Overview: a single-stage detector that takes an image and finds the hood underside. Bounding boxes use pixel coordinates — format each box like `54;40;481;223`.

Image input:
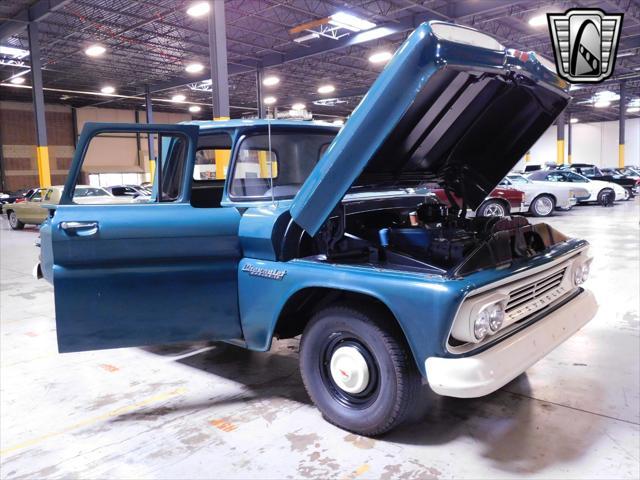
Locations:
290;21;570;236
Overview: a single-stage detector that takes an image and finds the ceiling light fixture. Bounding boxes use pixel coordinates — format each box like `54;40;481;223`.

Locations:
594;100;611;108
528;15;547;27
189;105;201;113
100;85;115;94
627;107;640;113
85;44;106;57
317;84;335;94
187;2;210;17
368;51;392;64
0;46;29;59
570;117;579;124
262;75;280;86
9;76;25;85
171;94;186;102
291;103;305;110
329;12;376;32
185;62;204;73
333;119;345;126
264;96;276;105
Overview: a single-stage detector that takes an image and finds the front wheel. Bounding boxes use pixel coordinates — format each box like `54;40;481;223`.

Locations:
529;195;556;217
477;200;507;217
8;211;25;230
299;304;420;436
623;188;633;201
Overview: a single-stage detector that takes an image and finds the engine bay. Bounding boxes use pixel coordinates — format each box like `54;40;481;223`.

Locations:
311;194;568;276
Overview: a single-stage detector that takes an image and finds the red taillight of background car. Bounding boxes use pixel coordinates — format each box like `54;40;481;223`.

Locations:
15;198;26;203
635;179;640;185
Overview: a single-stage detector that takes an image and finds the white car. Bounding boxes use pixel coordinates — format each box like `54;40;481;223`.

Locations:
500;174;589;216
526;170;626;204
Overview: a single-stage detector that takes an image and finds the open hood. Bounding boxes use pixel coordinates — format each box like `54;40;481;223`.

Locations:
290;21;570;236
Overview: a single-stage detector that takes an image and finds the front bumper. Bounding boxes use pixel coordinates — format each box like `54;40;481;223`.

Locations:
425;289;597;398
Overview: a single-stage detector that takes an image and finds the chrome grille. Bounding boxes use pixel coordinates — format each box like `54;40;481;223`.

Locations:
506;267;567;317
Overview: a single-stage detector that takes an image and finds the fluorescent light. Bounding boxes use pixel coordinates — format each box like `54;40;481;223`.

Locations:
594;100;611;108
333;119;344;126
189;105;201;113
10;76;25;85
368;51;392;64
291;103;305;110
171;94;186;102
100;85;115;94
294;33;320;43
85;44;106;57
528;15;547;27
264;96;276;105
187;2;210;17
318;84;335;94
185;62;204;73
570;117;579;124
617;51;635;58
595;90;619;102
262;75;280;86
0;46;29;59
628;107;640;113
329;12;376;32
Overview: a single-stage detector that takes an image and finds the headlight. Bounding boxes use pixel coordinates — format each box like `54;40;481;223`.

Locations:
573;261;591;286
487;303;505;332
473;310;491;340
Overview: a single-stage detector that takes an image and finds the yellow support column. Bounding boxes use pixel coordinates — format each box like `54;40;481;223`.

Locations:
619;144;625;168
148;159;155;184
215;150;230;179
214;117;230;121
36;146;51;188
556;140;564;165
525;151;531;163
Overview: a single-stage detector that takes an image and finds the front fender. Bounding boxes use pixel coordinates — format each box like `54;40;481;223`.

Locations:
237;258;472;376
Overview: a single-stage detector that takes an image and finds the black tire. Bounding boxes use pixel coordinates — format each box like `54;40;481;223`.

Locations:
7;211;24;230
597;188;614;205
529;194;556;217
477;200;508;217
299;303;420;436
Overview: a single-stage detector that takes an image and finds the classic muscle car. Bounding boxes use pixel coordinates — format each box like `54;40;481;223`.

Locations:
2;185;131;229
499;173;589;216
526;169;626;204
559;163;637;199
36;21;597;436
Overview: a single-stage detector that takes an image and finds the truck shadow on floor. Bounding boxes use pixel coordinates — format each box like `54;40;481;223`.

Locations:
143;339;607;475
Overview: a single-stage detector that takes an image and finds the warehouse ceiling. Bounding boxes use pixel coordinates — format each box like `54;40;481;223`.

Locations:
1;0;639;123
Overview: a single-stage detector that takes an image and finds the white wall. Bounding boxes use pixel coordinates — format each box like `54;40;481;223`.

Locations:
516;117;640;169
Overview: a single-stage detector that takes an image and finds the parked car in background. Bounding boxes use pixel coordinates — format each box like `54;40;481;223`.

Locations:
433;187;525;217
499;173;589;216
2;185;131;229
613;167;640;180
526;170;626;204
559;163;637;200
0;188;33;204
105;184;150;197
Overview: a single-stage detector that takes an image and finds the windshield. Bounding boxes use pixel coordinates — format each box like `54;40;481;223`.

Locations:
506;174;531;184
229;130;336;200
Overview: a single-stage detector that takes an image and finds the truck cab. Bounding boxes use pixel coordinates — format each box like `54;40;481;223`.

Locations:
38;21;597;436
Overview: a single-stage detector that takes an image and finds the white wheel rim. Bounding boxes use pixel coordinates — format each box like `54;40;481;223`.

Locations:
329;346;370;394
9;213;17;227
624;189;630;200
535;197;553;215
484;203;504;216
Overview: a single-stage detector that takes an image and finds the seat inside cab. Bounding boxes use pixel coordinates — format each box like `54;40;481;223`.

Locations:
190;132;232;208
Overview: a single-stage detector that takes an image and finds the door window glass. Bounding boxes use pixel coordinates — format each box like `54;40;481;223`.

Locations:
29;189;42;201
194;133;233;181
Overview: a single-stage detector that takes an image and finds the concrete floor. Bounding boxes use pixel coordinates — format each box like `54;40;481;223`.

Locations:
1;200;639;480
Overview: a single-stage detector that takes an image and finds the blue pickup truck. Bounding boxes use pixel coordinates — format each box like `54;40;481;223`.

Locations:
36;21;597;436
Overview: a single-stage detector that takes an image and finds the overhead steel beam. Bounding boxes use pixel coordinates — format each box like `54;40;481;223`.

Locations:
145;12;444;94
0;0;73;42
209;0;230;119
27;22;51;188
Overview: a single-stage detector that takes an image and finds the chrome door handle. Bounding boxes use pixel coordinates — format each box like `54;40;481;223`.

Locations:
60;221;99;236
